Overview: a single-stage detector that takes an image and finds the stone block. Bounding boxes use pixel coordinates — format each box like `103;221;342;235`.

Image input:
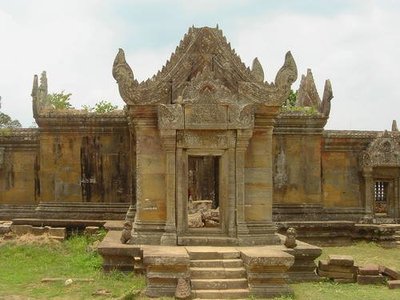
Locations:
10;224;32;235
358;264;379;276
318;260;356;273
317;269;355;280
334;278;356;283
379;265;400;280
388;280;400;289
357;274;384;285
0;223;11;234
48;227;66;239
84;226;100;235
327;255;354;267
30;226;48;236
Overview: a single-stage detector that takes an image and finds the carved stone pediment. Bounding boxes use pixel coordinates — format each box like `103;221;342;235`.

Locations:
113;26;297;107
360;131;400;168
177;130;235;149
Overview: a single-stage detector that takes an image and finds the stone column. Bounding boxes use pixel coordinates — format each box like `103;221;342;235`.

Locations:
363;167;374;215
160;129;177;245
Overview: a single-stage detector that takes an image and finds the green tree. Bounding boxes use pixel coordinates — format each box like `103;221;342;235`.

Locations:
47;91;73;110
286;90;297;107
0;112;21;128
83;100;118;113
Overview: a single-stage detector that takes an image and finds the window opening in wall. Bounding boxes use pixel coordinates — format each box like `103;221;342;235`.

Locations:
374;181;388;214
187;156;220;228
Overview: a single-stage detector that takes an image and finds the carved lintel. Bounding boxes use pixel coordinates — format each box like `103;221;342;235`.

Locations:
177;131;234;149
228;104;254;129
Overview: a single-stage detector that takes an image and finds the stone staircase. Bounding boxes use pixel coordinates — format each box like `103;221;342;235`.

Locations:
187;247;249;299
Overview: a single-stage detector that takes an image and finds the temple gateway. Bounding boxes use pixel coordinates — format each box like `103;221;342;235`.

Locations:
1;26;400;246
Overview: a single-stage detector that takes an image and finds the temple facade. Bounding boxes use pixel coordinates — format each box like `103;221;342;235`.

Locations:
1;26;399;245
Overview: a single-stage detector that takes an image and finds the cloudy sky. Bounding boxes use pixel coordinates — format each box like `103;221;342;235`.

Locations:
0;0;399;130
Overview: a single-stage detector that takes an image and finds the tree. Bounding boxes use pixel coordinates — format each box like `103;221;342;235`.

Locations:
47;91;73;110
83;100;118;113
286;90;297;107
0;97;21;128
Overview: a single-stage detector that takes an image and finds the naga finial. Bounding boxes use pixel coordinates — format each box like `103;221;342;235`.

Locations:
320;79;333;116
296;68;321;109
274;51;297;89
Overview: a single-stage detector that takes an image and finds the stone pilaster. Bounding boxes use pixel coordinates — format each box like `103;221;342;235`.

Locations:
160;129;177;245
363;167;373;216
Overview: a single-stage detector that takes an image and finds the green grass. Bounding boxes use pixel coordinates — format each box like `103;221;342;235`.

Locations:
0;233;145;299
1;237;399;300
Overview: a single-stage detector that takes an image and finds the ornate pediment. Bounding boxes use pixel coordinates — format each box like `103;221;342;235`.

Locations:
113;26;297;107
360;131;400;168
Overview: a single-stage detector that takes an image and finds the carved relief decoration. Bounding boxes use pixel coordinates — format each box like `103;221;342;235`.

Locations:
360;131;400;168
112;26;297;107
177;131;235;149
158;104;184;129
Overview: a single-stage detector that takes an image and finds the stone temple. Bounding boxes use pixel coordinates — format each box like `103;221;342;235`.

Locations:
1;26;400;298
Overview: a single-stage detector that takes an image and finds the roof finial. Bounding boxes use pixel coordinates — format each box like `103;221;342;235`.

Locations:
392;120;399;132
251;57;264;83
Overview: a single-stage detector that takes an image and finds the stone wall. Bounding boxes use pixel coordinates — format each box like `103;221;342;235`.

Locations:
0;129;38;205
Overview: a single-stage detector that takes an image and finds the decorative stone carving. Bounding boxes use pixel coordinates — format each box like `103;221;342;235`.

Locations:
360;131;400;168
296;69;321;108
32;71;51;117
284;227;297;248
114;27;297;108
120;221;133;244
274;146;288;189
175;277;191;299
177;131;234;149
320;79;333;116
251;57;264;83
112;49;139;104
158;104;184;129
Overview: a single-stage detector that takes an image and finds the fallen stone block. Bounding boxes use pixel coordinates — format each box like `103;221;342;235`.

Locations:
318;260;357;273
47;227;66;241
85;226;100;235
357;274;384;285
388;280;400;289
359;264;380;276
327;255;354;267
0;224;11;234
317;269;355;280
10;224;32;235
379;265;400;280
30;226;48;236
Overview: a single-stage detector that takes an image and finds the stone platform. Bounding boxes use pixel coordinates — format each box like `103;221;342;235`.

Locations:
98;231;322;299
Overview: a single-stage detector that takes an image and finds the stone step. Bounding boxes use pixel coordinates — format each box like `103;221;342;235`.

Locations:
190;267;246;279
191;278;248;290
187;247;241;260
192;288;249;299
190;259;243;268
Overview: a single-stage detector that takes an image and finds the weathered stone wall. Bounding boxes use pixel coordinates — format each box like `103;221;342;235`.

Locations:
36;112;130;204
0;129;38;205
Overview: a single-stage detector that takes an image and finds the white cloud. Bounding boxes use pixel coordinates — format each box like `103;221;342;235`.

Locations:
0;1;399;130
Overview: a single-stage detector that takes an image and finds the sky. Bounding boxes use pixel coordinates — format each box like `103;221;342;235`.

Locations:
0;0;399;130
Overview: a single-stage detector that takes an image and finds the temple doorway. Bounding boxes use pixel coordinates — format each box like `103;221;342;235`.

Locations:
187;156;220;228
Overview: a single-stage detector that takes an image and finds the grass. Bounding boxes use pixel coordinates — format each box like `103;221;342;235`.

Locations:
0;232;145;299
0;236;399;300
